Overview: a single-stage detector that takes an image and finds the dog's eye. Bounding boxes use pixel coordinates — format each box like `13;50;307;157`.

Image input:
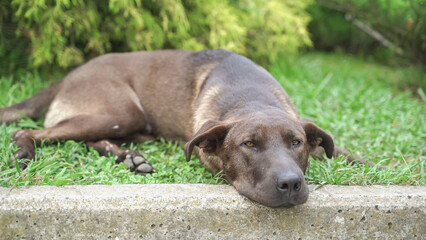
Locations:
243;141;256;148
292;139;302;146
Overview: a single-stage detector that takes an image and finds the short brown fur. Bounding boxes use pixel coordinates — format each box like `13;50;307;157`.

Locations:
0;49;367;207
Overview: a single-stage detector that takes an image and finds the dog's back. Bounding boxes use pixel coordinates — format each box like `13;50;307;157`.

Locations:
0;49;232;139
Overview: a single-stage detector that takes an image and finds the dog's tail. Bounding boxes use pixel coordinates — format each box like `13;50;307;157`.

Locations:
0;81;62;124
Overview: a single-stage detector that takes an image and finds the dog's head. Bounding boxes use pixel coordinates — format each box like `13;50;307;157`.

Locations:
185;111;334;208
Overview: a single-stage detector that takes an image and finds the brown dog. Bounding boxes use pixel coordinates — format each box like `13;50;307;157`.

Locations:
0;49;366;208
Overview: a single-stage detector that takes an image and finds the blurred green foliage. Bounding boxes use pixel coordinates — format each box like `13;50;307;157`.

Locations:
1;0;424;77
0;0;312;73
308;0;426;66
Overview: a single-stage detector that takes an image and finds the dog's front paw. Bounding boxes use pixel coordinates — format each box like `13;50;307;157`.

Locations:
123;154;155;176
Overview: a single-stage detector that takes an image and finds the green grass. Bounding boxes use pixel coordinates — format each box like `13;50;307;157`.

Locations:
1;52;425;187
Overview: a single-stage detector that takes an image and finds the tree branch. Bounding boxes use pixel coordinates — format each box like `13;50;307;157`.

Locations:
315;0;404;55
345;13;403;55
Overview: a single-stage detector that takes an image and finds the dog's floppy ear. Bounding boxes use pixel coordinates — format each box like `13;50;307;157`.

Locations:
185;120;228;162
302;119;334;158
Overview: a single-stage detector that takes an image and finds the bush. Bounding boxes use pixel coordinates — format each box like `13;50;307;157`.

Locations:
0;0;313;73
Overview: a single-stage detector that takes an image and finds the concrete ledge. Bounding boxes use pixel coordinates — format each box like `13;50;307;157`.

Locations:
1;184;425;239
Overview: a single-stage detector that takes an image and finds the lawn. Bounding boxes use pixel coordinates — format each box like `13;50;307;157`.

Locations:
0;52;424;187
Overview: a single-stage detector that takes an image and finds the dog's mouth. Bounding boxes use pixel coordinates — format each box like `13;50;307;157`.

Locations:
230;177;309;208
245;195;298;208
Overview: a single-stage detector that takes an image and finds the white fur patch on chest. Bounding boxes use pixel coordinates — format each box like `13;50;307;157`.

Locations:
193;85;222;133
194;148;222;174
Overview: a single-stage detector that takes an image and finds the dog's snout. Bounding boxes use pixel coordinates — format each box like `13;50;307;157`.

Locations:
276;172;302;193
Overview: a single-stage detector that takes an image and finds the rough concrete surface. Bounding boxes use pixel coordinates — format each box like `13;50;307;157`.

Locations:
0;184;425;239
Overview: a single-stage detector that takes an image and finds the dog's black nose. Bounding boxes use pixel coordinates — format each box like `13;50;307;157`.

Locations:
276;172;302;192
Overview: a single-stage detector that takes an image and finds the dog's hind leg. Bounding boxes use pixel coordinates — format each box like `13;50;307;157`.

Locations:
10;112;153;174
